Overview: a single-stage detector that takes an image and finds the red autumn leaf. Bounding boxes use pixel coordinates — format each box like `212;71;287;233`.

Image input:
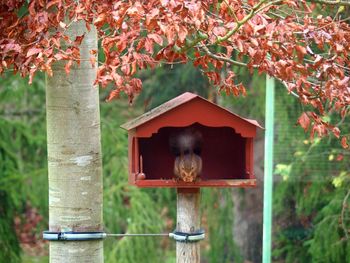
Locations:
297;112;310;132
341;137;349;149
130;78;142;92
144;38;154;54
285;66;294;79
165;26;175;44
130;61;137;75
338;76;349;87
177;25;188;43
121;64;130;75
46;64;53;77
3;43;21;53
90;56;96;68
253;24;265;34
236;39;244;52
205;71;220;85
28;1;36;15
107;89;121;101
47;0;59;9
29;68;36;84
90;49;97;55
54;53;68;60
332;127;340;138
336;154;344;161
59;21;67;28
74;34;85;45
94;13;106;26
243;22;254;35
148;34;163;46
295;45;307;61
238;83;246;96
335;43;343;52
314;55;323;67
250;37;259;47
65;60;73;75
26;47;42;57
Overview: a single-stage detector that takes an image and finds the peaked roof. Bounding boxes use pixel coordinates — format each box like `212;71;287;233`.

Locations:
121;92;262;130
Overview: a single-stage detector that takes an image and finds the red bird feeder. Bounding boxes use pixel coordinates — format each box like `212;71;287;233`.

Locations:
121;92;262;188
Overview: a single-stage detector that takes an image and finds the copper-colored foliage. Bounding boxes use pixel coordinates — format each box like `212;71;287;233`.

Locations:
0;0;349;146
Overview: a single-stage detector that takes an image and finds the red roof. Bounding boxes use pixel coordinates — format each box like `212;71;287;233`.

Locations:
121;92;263;131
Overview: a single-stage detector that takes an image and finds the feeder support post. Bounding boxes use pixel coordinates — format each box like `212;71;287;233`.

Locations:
176;188;201;263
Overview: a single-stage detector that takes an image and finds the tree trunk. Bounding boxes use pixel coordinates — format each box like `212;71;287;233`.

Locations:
46;21;103;262
176;189;200;263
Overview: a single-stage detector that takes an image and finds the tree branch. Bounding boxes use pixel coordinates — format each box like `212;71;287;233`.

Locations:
306;0;350;6
201;46;300;98
201;45;248;67
215;0;283;44
223;0;239;22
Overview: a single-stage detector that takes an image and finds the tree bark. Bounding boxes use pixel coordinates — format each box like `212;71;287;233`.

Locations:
176;189;200;263
46;21;103;262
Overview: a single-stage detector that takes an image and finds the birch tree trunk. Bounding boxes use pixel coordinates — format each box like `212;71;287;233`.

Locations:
46;21;103;262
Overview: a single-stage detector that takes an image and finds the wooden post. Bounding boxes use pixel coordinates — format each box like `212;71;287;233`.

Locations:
176;188;200;263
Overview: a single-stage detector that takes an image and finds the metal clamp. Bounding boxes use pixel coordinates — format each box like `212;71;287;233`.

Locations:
43;229;205;242
43;231;106;241
169;229;205;242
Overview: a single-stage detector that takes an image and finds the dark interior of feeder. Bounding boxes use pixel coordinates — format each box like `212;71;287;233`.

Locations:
137;123;247;181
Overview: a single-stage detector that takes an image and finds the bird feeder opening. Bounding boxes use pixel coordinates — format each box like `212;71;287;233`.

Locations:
137;123;247;182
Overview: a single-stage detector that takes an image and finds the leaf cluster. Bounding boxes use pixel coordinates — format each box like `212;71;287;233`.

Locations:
1;0;350;145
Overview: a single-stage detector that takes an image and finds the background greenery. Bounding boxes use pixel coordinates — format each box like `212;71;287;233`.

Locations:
1;61;349;263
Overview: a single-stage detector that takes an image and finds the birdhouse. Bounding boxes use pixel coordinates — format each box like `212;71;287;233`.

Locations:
121;92;262;188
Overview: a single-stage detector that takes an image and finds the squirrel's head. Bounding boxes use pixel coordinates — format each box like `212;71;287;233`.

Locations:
179;154;198;182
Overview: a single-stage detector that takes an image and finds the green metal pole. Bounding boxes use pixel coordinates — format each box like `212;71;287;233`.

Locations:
263;75;275;263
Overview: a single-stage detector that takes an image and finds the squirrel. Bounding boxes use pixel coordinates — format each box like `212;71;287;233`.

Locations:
169;128;203;182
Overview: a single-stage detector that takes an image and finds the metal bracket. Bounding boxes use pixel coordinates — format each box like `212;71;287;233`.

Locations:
169;229;205;243
43;231;106;241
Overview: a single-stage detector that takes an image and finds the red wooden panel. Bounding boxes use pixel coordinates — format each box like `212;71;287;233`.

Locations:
136;98;257;138
128;132;135;185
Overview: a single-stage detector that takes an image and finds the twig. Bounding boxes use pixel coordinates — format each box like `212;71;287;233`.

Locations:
223;0;239;22
216;0;267;44
201;45;248;67
282;81;300;98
